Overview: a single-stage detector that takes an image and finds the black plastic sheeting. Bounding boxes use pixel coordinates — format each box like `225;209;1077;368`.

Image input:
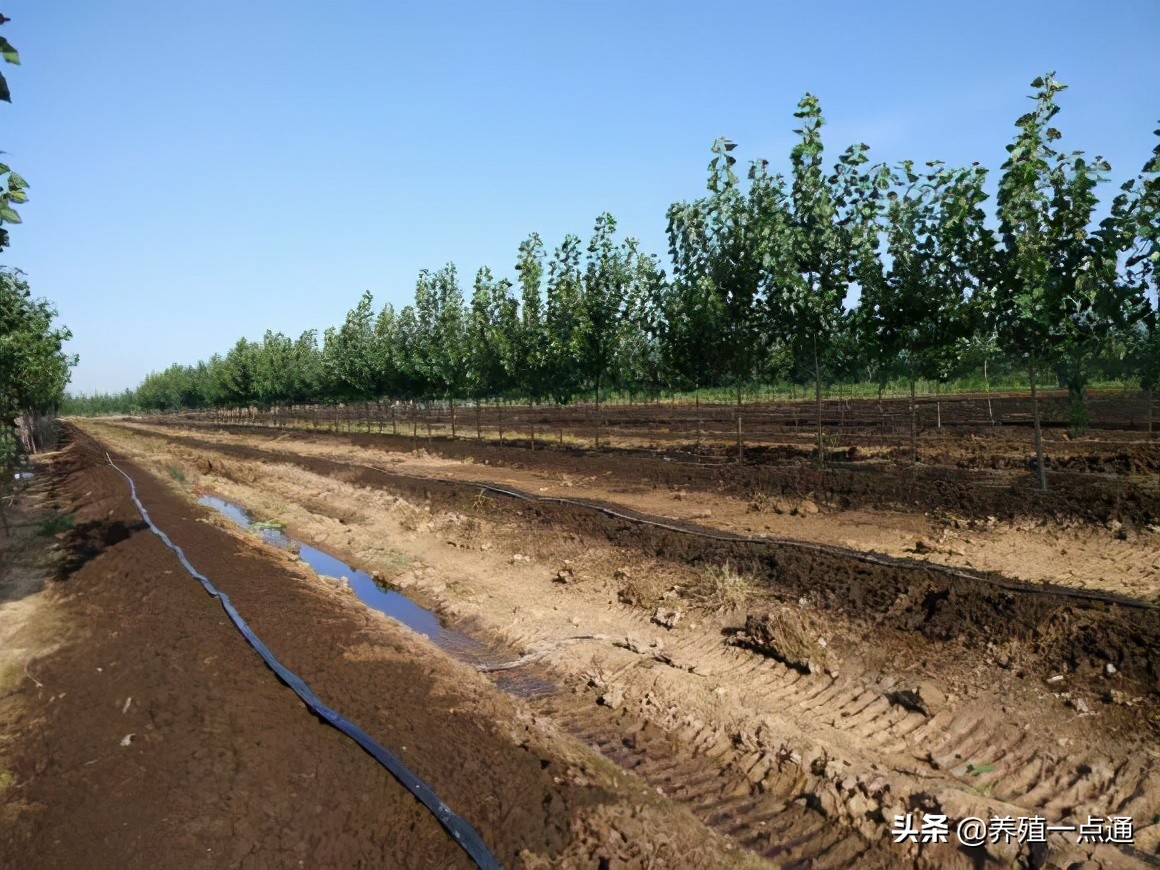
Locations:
107;456;500;870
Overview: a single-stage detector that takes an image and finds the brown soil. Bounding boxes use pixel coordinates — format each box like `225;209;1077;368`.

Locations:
144;414;1160;528
0;428;751;868
72;418;1160;868
109;421;1160;602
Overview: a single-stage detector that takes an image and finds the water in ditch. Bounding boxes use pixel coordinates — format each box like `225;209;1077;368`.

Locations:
197;493;553;698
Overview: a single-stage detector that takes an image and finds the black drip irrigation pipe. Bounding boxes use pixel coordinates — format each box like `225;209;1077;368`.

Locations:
107;422;1160;614
105;455;500;870
342;462;1156;614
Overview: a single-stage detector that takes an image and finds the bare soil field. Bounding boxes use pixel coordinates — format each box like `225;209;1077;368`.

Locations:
50;417;1160;868
0;429;753;869
151;401;1160;529
121;420;1160;601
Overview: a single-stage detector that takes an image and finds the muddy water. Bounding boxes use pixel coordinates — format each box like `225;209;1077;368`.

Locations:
197;494;553;698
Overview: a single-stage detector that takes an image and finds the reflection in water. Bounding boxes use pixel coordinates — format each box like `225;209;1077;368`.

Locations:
197;493;553;698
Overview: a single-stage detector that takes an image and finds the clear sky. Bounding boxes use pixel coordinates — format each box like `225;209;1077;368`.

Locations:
3;0;1158;395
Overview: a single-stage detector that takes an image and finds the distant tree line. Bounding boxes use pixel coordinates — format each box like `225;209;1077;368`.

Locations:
67;74;1159;487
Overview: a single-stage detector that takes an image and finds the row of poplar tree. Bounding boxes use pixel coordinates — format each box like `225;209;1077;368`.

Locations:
1;15;75;489
76;76;1159;448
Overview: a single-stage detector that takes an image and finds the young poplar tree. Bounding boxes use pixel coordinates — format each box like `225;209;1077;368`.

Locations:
432;265;468;434
0;14;28;251
992;75;1059;489
993;73;1150;486
576;213;631;437
1045;147;1147;433
613;244;667;400
252;330;294;409
323;291;384;404
684;138;769;409
217;338;257;409
544;235;583;404
412;263;468;429
394;305;424;400
290;329;323;404
372;305;402;399
860;161;991;459
766;94;883;465
1116;126;1160;432
664;200;726;396
513;233;552;405
467;266;516;408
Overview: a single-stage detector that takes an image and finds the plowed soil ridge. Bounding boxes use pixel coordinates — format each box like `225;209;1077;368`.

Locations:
0;428;751;868
109;427;1159;611
115;427;1160;693
140;418;1160;526
76;420;1160;868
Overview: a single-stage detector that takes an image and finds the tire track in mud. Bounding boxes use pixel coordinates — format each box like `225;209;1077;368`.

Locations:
519;605;1160;868
92;422;1160;867
532;693;887;868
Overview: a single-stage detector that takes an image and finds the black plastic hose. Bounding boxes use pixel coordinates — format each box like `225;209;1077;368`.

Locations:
107;455;499;870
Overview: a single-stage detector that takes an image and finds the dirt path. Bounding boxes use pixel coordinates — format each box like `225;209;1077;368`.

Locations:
79;419;1160;868
1;429;755;868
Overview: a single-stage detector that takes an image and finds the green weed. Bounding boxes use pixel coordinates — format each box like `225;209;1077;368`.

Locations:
39;511;74;536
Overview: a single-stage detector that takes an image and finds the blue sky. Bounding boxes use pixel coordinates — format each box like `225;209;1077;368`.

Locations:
3;0;1158;394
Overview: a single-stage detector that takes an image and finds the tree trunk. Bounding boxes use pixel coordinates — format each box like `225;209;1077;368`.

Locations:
497;398;504;445
450;398;456;438
736;415;743;464
984;357;994;425
529;400;535;451
1067;381;1090;435
695;390;702;452
1029;357;1047;493
1148;387;1154;440
814;340;824;467
391;403;397;436
476;399;482;441
910;378;919;464
594;378;601;449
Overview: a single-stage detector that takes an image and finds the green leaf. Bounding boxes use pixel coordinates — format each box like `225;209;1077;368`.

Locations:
0;72;9;103
0;37;19;65
0;204;22;223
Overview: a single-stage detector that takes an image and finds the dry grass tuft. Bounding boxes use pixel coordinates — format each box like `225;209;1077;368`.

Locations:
684;561;752;613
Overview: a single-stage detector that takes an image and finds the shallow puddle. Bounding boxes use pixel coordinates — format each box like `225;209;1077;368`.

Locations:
197;493;553;698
